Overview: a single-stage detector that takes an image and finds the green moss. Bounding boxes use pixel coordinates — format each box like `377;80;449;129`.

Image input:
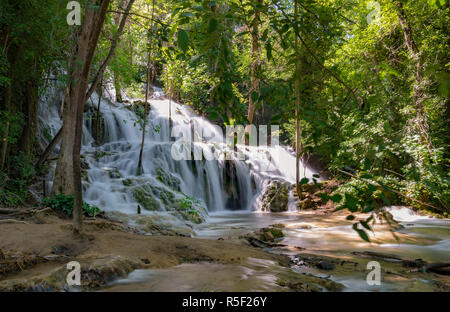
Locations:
156;168;181;191
133;187;160;211
261;180;290;212
269;228;284;239
122;179;133;186
108;168;122;179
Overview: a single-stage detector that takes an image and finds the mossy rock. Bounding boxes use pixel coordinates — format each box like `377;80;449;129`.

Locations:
297;197;317;210
108;168;122;179
268;227;284;239
133;186;160;211
122;178;133;186
261;180;290;212
155;168;181;191
258;227;284;242
130;181;206;224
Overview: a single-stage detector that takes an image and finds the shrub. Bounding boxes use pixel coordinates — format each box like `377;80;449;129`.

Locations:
42;194;100;217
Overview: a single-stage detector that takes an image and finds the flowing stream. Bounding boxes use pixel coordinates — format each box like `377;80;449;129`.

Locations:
38;85;449;292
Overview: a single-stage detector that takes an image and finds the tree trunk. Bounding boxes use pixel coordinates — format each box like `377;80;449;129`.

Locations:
395;1;433;158
137;0;156;175
52;0;110;235
169;79;173;139
294;0;302;202
35;128;62;170
96;78;103;145
245;0;262;144
85;0;136;100
0;75;12;171
20;61;39;160
137;51;151;176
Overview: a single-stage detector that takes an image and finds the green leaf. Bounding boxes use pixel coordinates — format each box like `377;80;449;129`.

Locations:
353;223;371;242
329;194;342;203
251;91;259;103
299;177;310;185
208;18;218;33
177;29;189;52
344;193;359;212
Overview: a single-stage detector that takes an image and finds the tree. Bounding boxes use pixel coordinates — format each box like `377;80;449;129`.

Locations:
294;0;302;201
53;0;110;234
86;0;136;100
245;0;263;144
137;0;156;176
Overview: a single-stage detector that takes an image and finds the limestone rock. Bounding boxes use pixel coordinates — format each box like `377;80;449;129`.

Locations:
261;179;290;212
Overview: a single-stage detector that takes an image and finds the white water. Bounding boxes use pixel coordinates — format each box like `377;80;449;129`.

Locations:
38;84;318;223
38;83;450;292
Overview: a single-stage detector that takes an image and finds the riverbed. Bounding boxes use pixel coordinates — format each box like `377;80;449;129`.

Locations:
103;207;450;292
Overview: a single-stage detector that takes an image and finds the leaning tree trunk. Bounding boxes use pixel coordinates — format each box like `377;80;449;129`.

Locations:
136;0;156;175
136;50;152;176
85;0;136;100
53;0;110;235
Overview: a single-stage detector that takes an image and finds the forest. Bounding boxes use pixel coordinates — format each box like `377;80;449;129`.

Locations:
0;0;449;293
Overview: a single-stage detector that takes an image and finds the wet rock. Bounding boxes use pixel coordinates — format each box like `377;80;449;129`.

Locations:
263;231;274;242
156;168;181;191
122;178;133;186
276;270;344;292
301;183;320;194
261;180;290;212
317;261;334;270
297;197;317;210
292;253;356;273
243;226;285;248
133;185;160;211
351;251;404;262
402;258;427;268
128;179;207;224
425;263;450;275
108;168;122;179
107;211;195;237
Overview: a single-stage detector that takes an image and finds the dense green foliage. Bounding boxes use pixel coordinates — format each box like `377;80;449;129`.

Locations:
161;0;449;214
42;194;101;217
0;0;448;227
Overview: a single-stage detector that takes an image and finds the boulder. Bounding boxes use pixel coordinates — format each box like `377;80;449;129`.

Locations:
261;180;290;212
297;197;317;210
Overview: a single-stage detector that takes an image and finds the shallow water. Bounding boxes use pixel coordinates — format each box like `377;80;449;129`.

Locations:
103;208;449;292
196;210;449;262
102;258;286;292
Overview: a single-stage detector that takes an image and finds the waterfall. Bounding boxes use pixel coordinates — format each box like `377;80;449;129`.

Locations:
38;84;319;224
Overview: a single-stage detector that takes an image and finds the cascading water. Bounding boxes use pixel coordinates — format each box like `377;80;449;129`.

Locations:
38;83;318;229
38;83;450;292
